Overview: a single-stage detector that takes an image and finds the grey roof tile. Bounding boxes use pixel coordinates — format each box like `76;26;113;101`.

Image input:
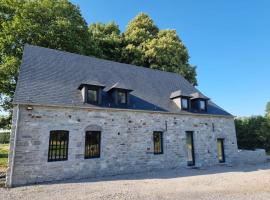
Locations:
13;45;232;116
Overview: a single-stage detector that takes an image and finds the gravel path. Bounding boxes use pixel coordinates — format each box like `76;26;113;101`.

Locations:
1;162;270;200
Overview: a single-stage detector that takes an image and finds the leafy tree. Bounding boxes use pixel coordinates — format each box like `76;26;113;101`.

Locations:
266;101;270;119
122;13;197;85
235;115;270;153
121;13;159;66
88;22;122;61
144;30;197;85
0;115;11;130
0;0;94;113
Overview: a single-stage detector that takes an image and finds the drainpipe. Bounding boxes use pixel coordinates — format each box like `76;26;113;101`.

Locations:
8;104;20;187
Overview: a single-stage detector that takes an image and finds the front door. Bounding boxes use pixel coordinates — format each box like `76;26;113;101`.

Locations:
186;131;195;166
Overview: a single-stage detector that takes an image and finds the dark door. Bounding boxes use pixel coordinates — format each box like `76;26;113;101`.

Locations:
186;131;195;166
217;138;225;163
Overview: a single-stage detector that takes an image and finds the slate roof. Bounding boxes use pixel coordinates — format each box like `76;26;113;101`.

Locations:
14;45;232;116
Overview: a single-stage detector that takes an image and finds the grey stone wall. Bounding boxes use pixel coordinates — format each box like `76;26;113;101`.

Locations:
233;149;268;165
6;105;238;186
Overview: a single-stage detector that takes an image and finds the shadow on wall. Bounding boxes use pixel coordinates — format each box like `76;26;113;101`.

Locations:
24;161;270;187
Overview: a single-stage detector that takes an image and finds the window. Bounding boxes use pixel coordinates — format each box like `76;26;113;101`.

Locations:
181;98;189;110
87;88;98;104
217;138;225;163
153;131;163;154
199;100;206;111
186;131;195;166
48;130;69;162
118;91;127;104
212;123;215;132
85;131;101;159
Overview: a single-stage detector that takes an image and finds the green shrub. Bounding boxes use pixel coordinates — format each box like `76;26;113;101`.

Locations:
0;132;10;144
235;116;270;153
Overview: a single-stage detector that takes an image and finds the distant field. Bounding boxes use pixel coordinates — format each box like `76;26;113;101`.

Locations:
0;144;9;170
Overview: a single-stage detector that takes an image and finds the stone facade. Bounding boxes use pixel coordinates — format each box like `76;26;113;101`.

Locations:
6;105;239;187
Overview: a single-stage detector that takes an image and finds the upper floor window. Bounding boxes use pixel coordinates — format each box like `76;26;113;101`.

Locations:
153;131;163;154
87;88;98;104
85;131;101;159
199;100;206;111
48;130;69;162
181;98;189;110
118;91;127;104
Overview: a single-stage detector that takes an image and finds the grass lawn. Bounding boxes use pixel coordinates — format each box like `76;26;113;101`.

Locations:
0;144;9;170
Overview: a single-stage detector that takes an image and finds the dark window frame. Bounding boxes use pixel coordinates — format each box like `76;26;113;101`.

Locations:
181;97;189;110
85;131;101;159
153;131;163;155
186;131;195;166
217;138;225;163
86;87;99;104
48;130;69;162
117;90;128;105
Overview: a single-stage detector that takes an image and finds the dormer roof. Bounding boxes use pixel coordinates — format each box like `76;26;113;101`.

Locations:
190;92;210;100
170;90;192;99
78;80;105;90
105;82;133;93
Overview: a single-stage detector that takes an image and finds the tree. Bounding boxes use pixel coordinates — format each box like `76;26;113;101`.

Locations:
144;30;197;85
0;115;11;129
235;116;270;153
0;0;94;114
121;13;159;66
88;22;122;62
122;13;197;85
266;101;270;119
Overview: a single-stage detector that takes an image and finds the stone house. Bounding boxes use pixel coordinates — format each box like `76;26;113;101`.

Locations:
6;45;239;187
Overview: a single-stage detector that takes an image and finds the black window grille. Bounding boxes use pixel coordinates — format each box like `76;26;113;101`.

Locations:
153;131;163;154
85;131;101;159
48;130;69;162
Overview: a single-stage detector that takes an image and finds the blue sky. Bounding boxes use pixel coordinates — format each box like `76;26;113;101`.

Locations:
71;1;267;116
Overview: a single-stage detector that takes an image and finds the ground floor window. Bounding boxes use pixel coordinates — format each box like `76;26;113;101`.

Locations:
48;130;69;162
217;138;225;163
186;131;195;166
85;131;101;159
153;131;163;154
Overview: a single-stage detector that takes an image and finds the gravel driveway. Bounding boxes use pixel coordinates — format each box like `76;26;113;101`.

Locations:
1;162;270;200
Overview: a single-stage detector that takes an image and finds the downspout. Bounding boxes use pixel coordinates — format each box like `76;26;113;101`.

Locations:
8;104;20;187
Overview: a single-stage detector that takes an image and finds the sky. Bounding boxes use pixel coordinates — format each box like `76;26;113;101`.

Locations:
15;0;268;117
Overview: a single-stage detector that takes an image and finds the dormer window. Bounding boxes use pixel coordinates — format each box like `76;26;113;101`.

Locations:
170;90;191;111
190;92;209;112
118;91;127;104
181;98;189;110
107;82;133;106
87;88;98;104
78;81;105;105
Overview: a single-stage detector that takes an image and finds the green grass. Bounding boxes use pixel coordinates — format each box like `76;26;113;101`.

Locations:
0;144;9;169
